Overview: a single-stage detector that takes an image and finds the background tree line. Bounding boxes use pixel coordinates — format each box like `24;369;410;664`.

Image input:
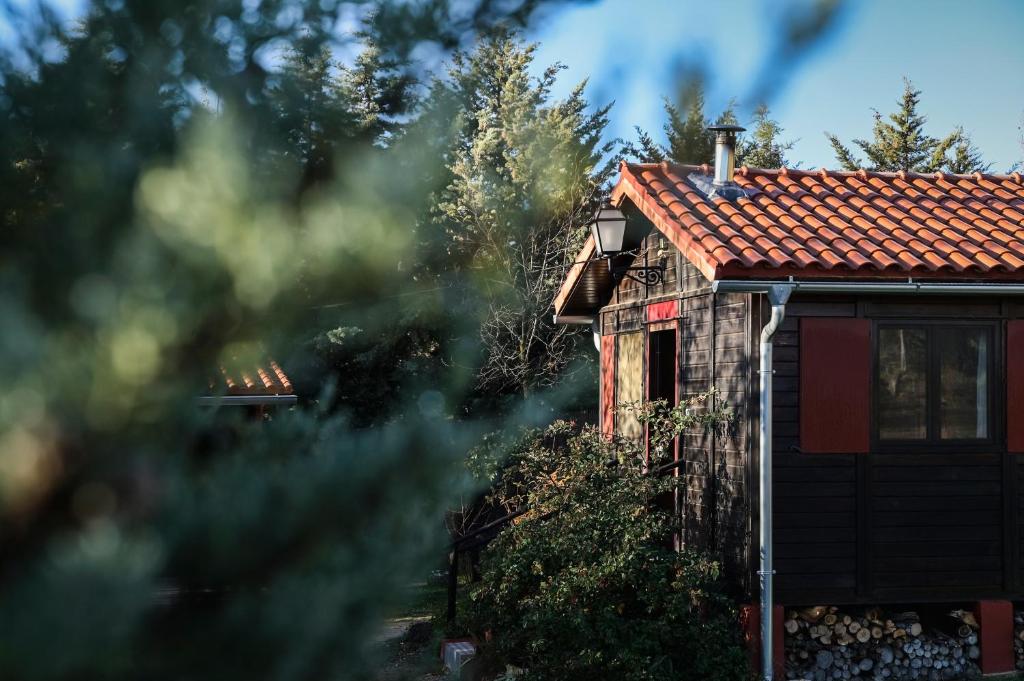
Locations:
626;77;994;174
0;2;605;679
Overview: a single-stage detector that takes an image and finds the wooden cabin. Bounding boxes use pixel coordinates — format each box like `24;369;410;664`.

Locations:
553;145;1024;674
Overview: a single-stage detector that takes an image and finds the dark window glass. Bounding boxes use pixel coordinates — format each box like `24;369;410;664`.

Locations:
878;328;928;440
875;324;993;446
939;328;989;439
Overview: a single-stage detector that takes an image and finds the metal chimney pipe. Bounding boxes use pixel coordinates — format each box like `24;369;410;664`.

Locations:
708;124;746;186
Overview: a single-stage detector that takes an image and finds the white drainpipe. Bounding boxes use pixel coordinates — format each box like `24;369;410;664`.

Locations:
712;276;1024;681
757;285;791;681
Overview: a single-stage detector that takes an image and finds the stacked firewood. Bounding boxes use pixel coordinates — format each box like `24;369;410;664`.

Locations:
1013;611;1024;670
784;607;980;681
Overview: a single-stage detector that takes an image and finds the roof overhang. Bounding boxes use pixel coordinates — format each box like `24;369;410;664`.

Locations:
552;234;616;319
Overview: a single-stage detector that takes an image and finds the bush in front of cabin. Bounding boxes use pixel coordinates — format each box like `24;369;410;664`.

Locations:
465;399;747;681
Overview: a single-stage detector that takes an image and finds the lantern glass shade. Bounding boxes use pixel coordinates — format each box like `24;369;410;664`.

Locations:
590;206;628;257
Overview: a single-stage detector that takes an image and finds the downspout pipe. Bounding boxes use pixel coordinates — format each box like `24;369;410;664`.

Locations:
757;284;791;681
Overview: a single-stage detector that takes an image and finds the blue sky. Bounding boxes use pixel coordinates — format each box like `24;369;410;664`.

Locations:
529;0;1024;171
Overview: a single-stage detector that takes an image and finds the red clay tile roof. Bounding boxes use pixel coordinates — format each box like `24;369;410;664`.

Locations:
614;162;1024;282
554;162;1024;317
214;359;293;396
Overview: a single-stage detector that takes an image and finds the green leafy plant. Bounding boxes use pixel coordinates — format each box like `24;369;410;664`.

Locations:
465;397;748;681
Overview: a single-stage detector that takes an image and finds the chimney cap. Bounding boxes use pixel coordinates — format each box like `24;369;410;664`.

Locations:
707;124;746;134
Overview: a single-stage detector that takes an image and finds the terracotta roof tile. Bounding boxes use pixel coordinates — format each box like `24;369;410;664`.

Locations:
604;162;1024;282
213;358;293;396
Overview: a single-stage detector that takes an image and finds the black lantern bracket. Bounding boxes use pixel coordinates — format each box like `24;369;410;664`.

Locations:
605;256;666;287
587;199;666;289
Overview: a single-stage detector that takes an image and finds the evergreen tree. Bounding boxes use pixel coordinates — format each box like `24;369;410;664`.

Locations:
662;85;714;164
626;96;794;169
265;39;417;191
945;128;988;174
736;103;794;169
662;86;738;164
430;32;614;400
0;2;571;679
826;78;978;173
622;125;666;164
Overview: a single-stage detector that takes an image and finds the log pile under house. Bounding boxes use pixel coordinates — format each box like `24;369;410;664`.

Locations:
553;125;1024;679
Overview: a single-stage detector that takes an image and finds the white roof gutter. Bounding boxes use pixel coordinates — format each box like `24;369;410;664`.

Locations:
712;276;1024;681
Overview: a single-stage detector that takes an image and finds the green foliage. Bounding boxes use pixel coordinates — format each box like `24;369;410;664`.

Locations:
429;31;614;401
737;104;794;169
264;38;415;189
466;400;747;681
624;84;730;165
945;128;989;174
664;85;722;165
310;31;610;420
0;2;579;679
826;78;984;173
625;88;794;169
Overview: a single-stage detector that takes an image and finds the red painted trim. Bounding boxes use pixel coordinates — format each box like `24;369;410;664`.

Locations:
739;604;785;677
800;318;871;453
1008;321;1024;452
646;299;678;323
974;600;1014;674
600;334;615;438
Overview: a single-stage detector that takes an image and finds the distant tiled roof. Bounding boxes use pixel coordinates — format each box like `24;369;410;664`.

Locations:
554;162;1024;317
214;359;293;396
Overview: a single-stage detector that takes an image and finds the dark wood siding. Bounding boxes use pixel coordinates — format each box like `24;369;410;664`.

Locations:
680;290;713;551
774;452;858;603
710;291;753;592
870;453;1004;600
1008;320;1024;452
771;296;1024;605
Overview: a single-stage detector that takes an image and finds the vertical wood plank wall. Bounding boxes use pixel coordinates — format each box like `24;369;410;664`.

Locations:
600;235;755;594
771;298;1024;605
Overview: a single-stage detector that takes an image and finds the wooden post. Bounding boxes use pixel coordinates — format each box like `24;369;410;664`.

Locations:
974;600;1013;675
446;549;458;623
741;603;785;678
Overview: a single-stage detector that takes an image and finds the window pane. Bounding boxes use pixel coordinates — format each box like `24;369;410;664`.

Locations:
878;328;928;440
939;328;989;439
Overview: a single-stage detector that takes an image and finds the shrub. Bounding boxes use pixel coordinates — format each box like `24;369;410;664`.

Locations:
465;399;749;681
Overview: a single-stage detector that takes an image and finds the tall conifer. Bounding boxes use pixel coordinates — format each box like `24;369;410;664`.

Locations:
826;78;981;173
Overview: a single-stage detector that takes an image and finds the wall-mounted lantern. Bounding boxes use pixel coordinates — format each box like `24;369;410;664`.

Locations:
589;201;665;287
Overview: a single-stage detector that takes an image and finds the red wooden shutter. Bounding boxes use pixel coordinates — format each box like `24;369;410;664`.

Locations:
646;300;678;323
1008;321;1024;452
800;318;871;453
600;334;616;437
